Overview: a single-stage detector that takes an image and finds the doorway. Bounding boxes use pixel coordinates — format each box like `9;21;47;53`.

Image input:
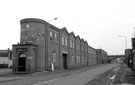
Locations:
63;53;68;69
18;53;26;72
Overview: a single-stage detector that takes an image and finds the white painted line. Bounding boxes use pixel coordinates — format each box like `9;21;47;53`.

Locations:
33;78;58;85
113;67;120;71
110;75;116;80
121;84;134;85
65;76;70;78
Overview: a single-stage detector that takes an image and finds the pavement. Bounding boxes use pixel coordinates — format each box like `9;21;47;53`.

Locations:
0;69;11;74
0;68;22;82
109;64;135;85
85;63;129;85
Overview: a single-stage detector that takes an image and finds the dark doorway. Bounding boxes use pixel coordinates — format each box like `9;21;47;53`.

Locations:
18;53;26;72
63;53;68;69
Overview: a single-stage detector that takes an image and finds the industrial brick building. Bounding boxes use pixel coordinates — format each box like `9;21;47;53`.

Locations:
88;46;97;65
96;49;108;64
12;18;108;73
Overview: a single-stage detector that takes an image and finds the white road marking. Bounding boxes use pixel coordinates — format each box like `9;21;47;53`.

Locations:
33;72;80;85
65;76;70;78
33;79;58;85
113;67;120;71
110;75;116;79
120;84;134;85
33;64;118;85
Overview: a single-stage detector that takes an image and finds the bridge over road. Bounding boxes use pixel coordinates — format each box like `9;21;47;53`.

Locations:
108;55;125;63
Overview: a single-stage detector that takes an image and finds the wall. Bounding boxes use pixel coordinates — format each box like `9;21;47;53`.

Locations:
20;18;46;71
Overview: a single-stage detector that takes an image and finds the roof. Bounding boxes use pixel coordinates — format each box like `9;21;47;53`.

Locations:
20;18;48;24
69;31;76;38
60;27;69;34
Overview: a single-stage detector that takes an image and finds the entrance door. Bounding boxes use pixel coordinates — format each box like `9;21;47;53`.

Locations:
18;53;26;72
63;54;67;69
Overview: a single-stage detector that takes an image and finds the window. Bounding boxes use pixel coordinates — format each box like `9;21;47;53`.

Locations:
65;37;67;46
72;40;74;48
72;54;74;63
54;33;58;43
76;43;80;50
78;56;80;64
52;51;56;62
70;40;72;48
77;56;79;64
50;31;53;42
82;56;84;64
85;57;87;62
62;36;64;45
76;43;78;49
52;53;56;62
70;40;74;48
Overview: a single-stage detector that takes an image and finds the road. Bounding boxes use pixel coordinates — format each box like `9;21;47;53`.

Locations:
0;63;119;85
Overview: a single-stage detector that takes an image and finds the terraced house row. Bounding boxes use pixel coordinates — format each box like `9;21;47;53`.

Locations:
12;18;108;74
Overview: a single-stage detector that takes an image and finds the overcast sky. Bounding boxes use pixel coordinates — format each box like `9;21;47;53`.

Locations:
0;0;135;55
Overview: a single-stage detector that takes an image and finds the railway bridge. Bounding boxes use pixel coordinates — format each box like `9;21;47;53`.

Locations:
108;55;125;63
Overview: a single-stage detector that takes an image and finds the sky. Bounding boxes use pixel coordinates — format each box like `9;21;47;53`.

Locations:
0;0;135;55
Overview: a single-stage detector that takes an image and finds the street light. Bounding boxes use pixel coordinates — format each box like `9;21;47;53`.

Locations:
48;17;58;71
118;35;127;50
48;18;58;23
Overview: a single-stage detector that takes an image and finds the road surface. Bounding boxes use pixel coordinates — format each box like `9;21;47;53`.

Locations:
0;63;119;85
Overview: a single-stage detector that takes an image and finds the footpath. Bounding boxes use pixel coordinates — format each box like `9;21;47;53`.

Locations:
0;63;119;83
111;64;135;85
86;63;128;85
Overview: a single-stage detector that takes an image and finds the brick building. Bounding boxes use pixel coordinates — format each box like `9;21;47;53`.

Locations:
68;32;76;69
96;49;108;64
75;35;81;67
12;18;108;73
88;46;97;66
84;41;88;66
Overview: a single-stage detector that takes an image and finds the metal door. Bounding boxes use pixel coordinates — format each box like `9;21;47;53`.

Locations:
18;53;26;72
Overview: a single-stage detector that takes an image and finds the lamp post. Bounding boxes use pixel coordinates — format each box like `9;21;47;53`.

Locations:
48;18;58;71
48;18;58;23
118;35;127;60
118;35;127;50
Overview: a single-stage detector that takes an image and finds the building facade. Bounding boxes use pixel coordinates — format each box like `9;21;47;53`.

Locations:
12;18;108;73
96;49;108;64
75;35;81;68
68;32;76;69
88;46;97;66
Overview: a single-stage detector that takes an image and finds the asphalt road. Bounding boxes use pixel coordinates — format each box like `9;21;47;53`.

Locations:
0;63;119;85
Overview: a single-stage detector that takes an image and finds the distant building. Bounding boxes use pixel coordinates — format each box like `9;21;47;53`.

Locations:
96;49;108;64
88;46;97;65
125;49;131;65
0;49;12;68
